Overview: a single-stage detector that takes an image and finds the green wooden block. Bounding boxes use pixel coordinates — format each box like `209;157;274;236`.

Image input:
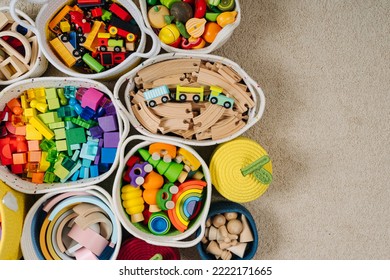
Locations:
48;98;60;110
66;127;87;146
45;88;57;100
55;139;68;152
54;128;66;140
38;111;60;124
48;121;65;130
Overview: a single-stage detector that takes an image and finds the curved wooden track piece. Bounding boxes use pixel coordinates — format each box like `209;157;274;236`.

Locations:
211;116;246;140
150;102;194;119
193;104;225;133
136;59;201;84
131;102;160;133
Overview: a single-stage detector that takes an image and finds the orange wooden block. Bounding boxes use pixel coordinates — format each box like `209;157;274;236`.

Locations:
6;98;21;111
12;152;27;164
31;172;44;184
27;140;41;151
28;151;41;162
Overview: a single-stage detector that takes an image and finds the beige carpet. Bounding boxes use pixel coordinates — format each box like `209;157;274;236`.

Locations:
1;0;389;260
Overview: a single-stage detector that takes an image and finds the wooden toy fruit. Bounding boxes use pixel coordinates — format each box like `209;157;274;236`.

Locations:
148;5;170;29
185;18;207;38
170;2;194;23
217;0;235;11
216;11;237;28
159;24;181;44
202;22;222;43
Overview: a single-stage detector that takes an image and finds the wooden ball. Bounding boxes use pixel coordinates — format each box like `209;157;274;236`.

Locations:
212;214;226;228
226;219;243;235
224;212;238;221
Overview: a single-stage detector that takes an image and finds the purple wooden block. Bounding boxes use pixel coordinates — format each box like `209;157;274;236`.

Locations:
81;88;104;111
89;125;104;138
94;139;104;164
103;132;120;148
98;115;118;132
103;102;116;116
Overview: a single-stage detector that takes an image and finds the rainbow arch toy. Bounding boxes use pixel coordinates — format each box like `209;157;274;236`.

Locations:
167;179;207;232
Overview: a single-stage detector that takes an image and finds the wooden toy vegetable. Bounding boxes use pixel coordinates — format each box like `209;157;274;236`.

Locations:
185;18;207;38
176;21;191;39
217;11;237;28
160;0;181;9
202;22;222;43
208;0;221;5
217;0;235;11
181;37;203;49
194;0;207;18
170;2;194;23
205;12;220;22
148;5;170;29
159;24;180;45
147;0;158;5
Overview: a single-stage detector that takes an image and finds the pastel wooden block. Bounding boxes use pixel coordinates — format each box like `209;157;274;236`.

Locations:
38;111;59;124
28;151;41;162
55;139;68;151
25;123;43;140
54;128;66;140
45;88;58;100
29;116;54;140
47;98;60;110
14;125;26;136
27;140;41;151
13;152;27;164
48;121;65;130
0;56;28;80
0;11;13;30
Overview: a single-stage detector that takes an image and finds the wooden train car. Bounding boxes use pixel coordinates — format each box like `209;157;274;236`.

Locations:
143;85;171;107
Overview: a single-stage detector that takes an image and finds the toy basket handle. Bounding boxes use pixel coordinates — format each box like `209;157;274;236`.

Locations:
131;15;161;59
246;75;266;127
9;0;46;34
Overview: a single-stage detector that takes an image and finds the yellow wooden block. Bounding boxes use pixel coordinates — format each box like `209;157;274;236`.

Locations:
38;151;50;172
60;21;71;33
29;116;54;140
25;123;43;140
23;108;37;118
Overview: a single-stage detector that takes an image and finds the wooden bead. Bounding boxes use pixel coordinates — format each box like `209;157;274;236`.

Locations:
226;219;243;235
212;214;226;228
224;212;238;221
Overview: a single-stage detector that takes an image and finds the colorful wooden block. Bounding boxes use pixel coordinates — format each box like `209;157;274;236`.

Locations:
56;139;68;151
25;124;43;140
81;88;104;111
12;153;27;164
29;116;54;140
66;127;86;145
101;147;117;164
31;172;44;184
27;140;40;151
103;131;119;148
54;128;66;140
28;151;41;162
98;115;118;132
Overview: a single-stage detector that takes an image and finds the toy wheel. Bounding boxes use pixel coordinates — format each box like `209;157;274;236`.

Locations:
148;100;157;107
61;34;69;42
179;94;186;101
193;95;200;103
100;46;107;52
114;46;121;53
223;101;232;109
109;26;118;35
161;96;169;103
210;97;218;104
78;36;86;43
73;49;81;57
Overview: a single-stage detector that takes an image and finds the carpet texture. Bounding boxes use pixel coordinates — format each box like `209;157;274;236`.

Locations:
1;0;389;260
